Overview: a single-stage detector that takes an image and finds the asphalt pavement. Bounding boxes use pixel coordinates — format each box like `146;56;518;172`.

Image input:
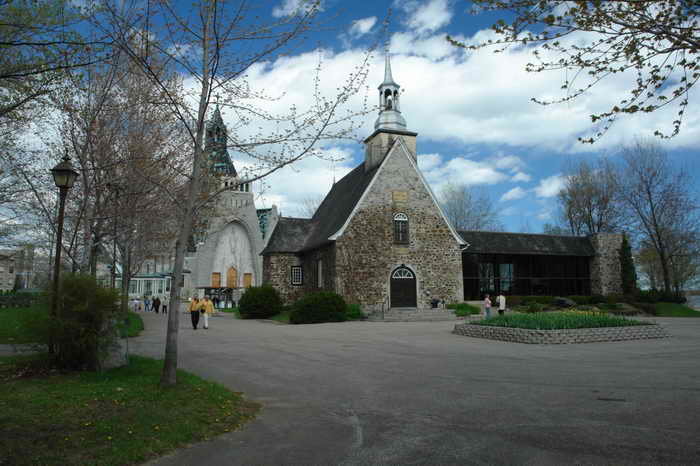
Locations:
131;310;700;466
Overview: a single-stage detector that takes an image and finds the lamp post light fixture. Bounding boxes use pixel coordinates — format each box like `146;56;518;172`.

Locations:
49;154;79;354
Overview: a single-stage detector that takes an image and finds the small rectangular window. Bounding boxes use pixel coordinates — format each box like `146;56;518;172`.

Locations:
291;266;303;285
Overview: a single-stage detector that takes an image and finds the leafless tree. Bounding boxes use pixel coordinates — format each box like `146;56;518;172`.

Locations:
617;140;699;293
440;183;502;231
556;158;622;236
99;0;374;385
298;194;325;218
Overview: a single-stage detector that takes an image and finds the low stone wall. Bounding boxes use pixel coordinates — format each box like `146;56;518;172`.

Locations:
452;323;669;344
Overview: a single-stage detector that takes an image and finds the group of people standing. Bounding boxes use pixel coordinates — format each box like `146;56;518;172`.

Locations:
483;293;507;319
131;295;169;314
188;296;215;330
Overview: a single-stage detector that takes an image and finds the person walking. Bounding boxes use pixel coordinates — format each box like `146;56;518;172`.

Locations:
201;296;215;329
144;296;151;312
162;295;168;314
189;297;201;330
483;294;492;319
153;296;161;314
497;292;506;316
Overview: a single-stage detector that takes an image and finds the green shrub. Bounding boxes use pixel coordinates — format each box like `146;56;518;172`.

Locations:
290;292;347;324
635;289;686;304
447;302;481;316
346;303;365;320
634;302;658;315
520;296;555;305
52;274;122;371
568;295;592;305
506;296;522;306
238;285;282;319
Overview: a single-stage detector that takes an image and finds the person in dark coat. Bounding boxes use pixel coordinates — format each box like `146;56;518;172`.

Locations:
153;296;161;314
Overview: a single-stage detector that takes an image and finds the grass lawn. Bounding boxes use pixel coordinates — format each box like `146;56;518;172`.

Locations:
270;310;291;323
219;307;240;318
0;306;144;344
447;302;481;316
0;354;259;466
474;311;651;329
655;302;700;317
0;306;47;344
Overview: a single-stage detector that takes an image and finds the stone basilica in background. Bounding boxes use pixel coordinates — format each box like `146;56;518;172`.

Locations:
186;106;279;303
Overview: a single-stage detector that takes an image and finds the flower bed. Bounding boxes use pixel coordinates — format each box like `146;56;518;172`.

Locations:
452;311;669;344
473;311;650;330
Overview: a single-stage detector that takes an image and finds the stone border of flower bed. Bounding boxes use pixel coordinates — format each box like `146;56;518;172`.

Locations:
452;322;669;344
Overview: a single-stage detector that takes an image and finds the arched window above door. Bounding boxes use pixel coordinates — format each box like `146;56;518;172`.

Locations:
393;212;409;244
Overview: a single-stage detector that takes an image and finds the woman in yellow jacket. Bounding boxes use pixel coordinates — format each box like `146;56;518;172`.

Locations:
201;296;215;329
188;297;201;330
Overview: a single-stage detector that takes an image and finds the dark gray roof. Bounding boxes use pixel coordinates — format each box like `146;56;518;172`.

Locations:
458;230;595;256
262;163;379;255
261;217;313;254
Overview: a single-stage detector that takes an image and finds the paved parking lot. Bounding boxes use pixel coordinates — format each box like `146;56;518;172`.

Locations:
132;312;700;465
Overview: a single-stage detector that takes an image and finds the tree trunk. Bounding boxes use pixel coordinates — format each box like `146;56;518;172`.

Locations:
160;5;212;386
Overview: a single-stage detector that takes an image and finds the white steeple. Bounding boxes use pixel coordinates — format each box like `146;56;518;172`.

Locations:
374;52;407;131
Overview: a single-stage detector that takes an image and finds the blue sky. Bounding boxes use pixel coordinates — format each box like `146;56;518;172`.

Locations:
219;0;699;232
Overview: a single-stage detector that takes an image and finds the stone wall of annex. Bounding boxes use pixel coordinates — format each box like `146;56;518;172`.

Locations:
300;244;337;295
335;137;463;312
589;233;623;295
262;253;304;304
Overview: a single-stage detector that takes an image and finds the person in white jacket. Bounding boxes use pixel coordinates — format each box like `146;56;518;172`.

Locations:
497;293;507;316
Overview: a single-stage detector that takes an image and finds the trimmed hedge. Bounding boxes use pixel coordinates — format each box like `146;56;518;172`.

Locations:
290;292;347;324
238;285;282;319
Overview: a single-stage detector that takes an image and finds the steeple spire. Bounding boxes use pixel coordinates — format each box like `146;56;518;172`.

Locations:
374;51;407;131
382;53;396;86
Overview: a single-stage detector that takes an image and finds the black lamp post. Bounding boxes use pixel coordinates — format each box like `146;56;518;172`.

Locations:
49;155;78;353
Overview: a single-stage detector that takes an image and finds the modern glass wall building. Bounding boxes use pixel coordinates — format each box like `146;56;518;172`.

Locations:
459;231;596;300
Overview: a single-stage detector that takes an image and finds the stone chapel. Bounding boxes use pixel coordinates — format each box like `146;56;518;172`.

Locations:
261;54;466;312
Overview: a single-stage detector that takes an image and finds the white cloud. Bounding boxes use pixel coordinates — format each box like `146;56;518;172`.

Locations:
534;175;565;198
419;153;510;194
349;16;377;37
272;0;322;18
397;0;453;35
511;172;532;182
253;146;355;217
500;186;526;202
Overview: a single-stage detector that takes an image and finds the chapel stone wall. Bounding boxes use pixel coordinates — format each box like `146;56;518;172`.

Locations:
336;137;462;313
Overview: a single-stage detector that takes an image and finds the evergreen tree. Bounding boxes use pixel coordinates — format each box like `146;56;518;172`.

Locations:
620;234;638;294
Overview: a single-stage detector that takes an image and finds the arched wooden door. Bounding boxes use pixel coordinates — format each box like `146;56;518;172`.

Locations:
390;266;416;308
226;267;238;288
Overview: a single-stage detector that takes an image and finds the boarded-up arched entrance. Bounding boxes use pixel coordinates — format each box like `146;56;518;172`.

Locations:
390;266;416;308
227;267;238;288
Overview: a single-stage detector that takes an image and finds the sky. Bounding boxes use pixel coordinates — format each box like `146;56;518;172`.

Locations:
213;0;699;232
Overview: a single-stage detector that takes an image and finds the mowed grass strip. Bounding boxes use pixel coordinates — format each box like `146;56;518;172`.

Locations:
0;354;260;466
654;302;700;317
473;311;651;329
0;306;47;344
